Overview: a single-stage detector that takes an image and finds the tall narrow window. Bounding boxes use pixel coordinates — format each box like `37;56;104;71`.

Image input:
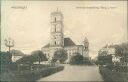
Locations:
54;25;56;32
55;41;56;45
55;17;56;22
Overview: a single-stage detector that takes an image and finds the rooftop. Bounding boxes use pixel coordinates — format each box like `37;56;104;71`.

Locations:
43;37;76;48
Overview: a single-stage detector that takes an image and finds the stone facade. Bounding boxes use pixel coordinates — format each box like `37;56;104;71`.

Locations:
41;10;89;63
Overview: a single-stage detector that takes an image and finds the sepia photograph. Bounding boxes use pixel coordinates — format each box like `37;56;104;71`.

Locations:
0;0;128;82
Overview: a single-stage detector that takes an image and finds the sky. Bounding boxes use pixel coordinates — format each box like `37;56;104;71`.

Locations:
1;1;127;58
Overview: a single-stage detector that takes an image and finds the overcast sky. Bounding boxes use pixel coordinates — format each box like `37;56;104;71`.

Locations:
1;1;127;58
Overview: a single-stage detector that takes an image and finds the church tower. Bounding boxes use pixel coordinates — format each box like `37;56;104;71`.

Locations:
50;10;64;47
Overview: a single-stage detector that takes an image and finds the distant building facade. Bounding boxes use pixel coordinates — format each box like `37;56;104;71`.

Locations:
98;44;121;63
12;55;23;62
41;10;89;63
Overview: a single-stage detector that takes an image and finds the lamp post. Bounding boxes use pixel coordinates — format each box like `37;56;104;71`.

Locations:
4;37;14;52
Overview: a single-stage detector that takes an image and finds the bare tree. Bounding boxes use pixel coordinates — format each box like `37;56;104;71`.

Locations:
4;37;14;52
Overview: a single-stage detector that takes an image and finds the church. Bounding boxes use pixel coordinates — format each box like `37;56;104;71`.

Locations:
41;10;89;63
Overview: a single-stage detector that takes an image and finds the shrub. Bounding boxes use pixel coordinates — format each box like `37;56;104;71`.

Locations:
0;51;17;73
99;66;128;82
97;55;112;65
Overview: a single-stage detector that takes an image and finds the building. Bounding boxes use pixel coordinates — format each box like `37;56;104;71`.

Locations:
99;44;116;56
99;44;121;64
12;54;24;62
41;10;89;63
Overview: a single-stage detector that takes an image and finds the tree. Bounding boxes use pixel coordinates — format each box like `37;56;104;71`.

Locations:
70;53;84;65
16;50;47;65
113;45;123;56
10;49;24;56
52;49;68;63
98;54;112;65
120;43;128;63
15;55;34;65
0;51;12;63
112;43;128;64
4;38;14;52
0;51;17;72
98;50;108;56
31;50;48;64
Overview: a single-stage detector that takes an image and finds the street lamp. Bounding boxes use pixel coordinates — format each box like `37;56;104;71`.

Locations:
4;37;14;52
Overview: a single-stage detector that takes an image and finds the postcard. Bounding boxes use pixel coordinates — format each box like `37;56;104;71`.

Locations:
0;0;128;82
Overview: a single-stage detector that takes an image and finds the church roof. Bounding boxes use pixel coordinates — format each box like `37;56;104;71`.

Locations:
64;38;76;47
43;38;76;48
43;43;50;48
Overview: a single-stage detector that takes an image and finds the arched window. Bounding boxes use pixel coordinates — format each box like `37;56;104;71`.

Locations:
55;27;56;32
56;24;61;32
55;17;56;22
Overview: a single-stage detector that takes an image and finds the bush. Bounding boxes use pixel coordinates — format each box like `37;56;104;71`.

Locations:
83;58;94;65
0;51;12;63
0;51;17;73
97;55;112;65
106;65;128;72
14;66;64;81
22;66;64;81
99;66;128;82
